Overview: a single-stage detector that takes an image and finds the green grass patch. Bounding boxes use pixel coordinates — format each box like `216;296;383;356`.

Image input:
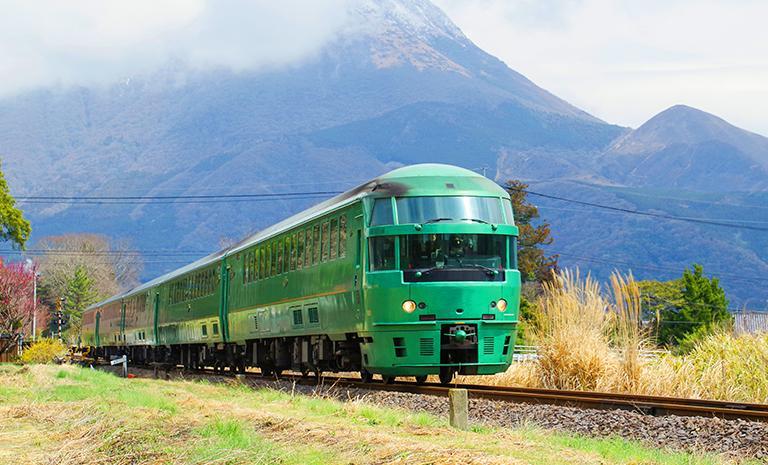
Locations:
0;365;751;465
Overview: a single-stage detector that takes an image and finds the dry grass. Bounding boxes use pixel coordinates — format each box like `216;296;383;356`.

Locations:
467;269;768;405
0;364;737;465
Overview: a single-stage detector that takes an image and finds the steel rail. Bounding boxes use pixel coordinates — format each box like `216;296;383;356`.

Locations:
105;363;768;423
258;372;768;423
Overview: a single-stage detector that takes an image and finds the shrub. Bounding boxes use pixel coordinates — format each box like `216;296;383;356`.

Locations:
20;339;68;364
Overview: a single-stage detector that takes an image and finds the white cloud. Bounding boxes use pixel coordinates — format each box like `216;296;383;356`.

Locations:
434;0;768;135
0;0;350;96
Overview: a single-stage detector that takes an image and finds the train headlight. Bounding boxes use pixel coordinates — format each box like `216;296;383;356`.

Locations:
497;298;508;312
402;300;417;313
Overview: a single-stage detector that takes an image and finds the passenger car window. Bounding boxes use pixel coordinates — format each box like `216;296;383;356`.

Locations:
321;222;329;262
313;225;321;264
330;219;338;259
339;215;347;258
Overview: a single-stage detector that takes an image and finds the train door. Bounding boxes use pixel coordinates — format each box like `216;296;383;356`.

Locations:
153;292;160;344
120;301;126;346
95;312;101;347
218;261;231;343
353;229;363;319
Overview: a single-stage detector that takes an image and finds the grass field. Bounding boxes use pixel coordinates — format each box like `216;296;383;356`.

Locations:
0;364;755;465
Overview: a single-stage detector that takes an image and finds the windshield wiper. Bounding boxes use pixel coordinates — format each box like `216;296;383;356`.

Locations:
460;217;490;224
464;264;499;276
424;217;454;224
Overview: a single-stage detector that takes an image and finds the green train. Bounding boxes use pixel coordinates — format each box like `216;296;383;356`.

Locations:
82;164;521;384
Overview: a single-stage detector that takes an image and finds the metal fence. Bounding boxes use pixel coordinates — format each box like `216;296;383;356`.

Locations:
512;345;668;362
734;311;768;335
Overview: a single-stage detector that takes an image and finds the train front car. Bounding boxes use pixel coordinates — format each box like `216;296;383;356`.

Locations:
360;165;520;384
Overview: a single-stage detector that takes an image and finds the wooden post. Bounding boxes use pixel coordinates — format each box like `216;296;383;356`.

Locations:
448;389;468;430
235;374;246;384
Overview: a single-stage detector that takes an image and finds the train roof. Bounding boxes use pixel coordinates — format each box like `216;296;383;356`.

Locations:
85;164;509;310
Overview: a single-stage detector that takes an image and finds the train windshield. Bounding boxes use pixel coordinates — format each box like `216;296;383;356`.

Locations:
396;196;507;225
399;234;506;271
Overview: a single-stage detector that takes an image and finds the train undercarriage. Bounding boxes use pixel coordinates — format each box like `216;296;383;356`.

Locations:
92;334;365;379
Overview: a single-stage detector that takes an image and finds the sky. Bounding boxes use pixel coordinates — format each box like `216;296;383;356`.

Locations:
0;0;766;135
433;0;768;135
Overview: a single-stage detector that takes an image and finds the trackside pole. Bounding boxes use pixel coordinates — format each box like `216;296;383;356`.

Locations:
111;355;128;378
448;388;468;430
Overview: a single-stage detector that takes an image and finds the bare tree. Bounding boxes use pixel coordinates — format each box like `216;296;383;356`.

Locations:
35;234;143;298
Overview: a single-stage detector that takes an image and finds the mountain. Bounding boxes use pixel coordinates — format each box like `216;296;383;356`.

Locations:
0;0;765;306
600;105;768;191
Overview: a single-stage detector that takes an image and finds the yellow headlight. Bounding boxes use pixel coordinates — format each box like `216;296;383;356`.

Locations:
402;300;417;313
497;298;508;312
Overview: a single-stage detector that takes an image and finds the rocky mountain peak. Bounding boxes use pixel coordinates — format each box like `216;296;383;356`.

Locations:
341;0;472;75
608;105;768;164
349;0;466;42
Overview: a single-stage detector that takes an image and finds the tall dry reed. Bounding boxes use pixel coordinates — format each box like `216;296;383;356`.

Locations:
609;272;646;392
529;269;612;391
467;269;768;404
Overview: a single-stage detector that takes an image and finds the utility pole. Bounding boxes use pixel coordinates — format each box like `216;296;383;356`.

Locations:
24;259;39;342
32;271;39;342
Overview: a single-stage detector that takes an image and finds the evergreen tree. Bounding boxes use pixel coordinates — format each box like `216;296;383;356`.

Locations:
62;265;98;343
505;180;558;283
655;264;731;346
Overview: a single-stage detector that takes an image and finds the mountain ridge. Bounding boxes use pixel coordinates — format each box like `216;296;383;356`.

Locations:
0;0;765;305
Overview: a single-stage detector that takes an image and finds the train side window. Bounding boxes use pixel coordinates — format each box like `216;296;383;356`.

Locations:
297;232;304;270
503;198;514;225
312;225;321;265
267;243;274;277
330;218;338;259
284;238;291;272
254;248;260;280
305;229;313;267
339;215;347;258
511;236;519;270
369;236;396;271
290;233;297;271
212;323;219;335
321;221;329;262
259;248;265;279
243;255;248;284
202;324;208;337
370;198;393;225
277;238;284;274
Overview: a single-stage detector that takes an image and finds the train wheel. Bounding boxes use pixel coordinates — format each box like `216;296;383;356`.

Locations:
438;369;454;385
414;375;428;385
360;369;373;383
261;368;273;377
382;375;396;384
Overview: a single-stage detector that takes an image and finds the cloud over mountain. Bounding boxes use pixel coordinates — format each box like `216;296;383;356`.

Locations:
0;0;350;96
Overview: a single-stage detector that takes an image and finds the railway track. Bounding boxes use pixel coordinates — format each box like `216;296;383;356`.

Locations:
178;366;768;423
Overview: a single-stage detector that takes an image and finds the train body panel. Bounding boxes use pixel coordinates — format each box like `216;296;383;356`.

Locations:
81;164;521;381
